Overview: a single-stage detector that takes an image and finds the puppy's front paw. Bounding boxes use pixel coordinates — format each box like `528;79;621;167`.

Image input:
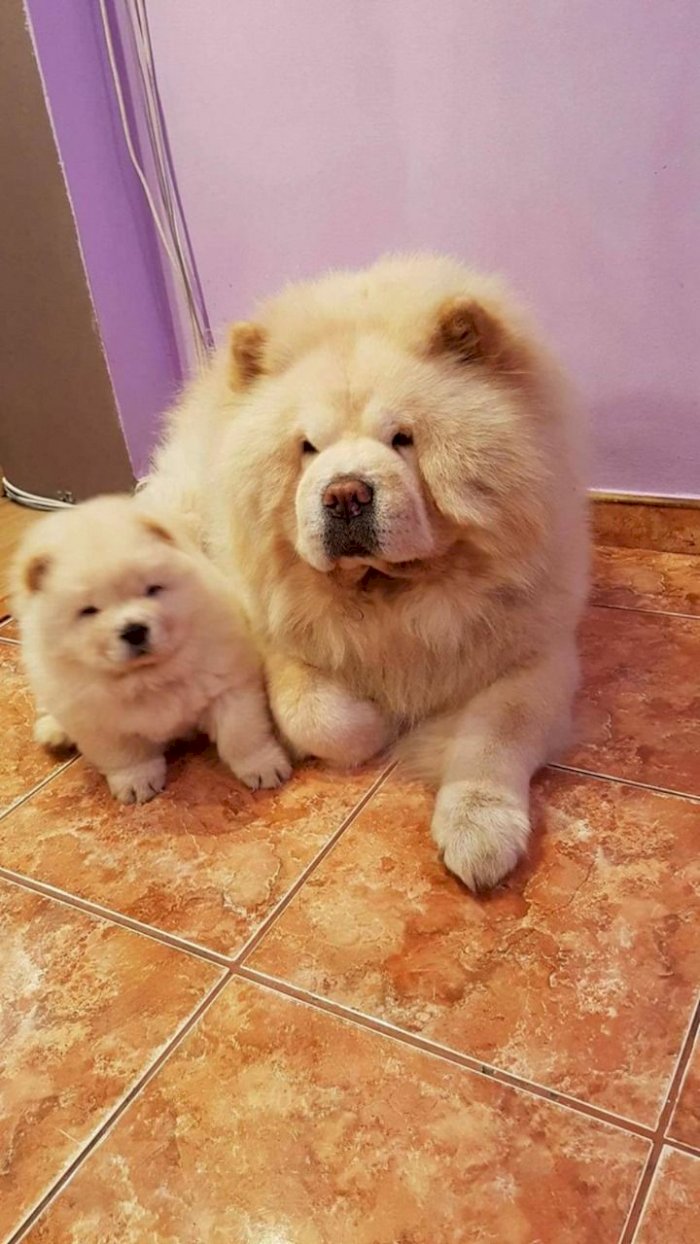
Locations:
431;782;530;891
107;757;167;805
228;739;293;791
34;714;74;751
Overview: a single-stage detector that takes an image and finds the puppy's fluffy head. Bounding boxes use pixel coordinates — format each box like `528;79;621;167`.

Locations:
12;496;205;676
218;255;563;581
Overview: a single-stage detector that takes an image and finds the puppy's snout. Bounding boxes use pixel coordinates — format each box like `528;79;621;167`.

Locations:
120;622;150;651
322;477;374;521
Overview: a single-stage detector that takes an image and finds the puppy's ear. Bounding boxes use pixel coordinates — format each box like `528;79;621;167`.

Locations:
22;553;51;593
139;515;177;545
427;298;522;374
228;321;268;391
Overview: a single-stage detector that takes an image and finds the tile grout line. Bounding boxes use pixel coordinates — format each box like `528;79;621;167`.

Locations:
617;999;700;1244
7;971;232;1244
0;757;77;824
591;601;700;622
0;865;231;968
0;765;395;972
234;964;656;1144
547;762;700;804
652;992;700;1136
232;762;396;963
664;1136;700;1160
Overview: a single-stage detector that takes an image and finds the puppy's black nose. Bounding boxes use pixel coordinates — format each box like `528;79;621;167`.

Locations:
121;622;149;649
322;478;374;521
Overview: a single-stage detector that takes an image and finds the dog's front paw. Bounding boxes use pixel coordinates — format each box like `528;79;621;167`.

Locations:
228;739;293;791
431;781;530;891
34;714;74;751
107;757;167;805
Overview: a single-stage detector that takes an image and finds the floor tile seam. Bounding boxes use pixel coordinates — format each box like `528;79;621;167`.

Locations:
546;762;700;803
0;757;77;824
0;864;231;968
619;999;700;1243
652;996;700;1137
6;971;232;1244
234;762;396;963
234;964;657;1142
0;765;395;968
662;1136;700;1159
618;1148;662;1244
590;601;700;621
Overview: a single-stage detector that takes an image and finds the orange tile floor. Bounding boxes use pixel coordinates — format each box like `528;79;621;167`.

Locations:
0;506;698;1243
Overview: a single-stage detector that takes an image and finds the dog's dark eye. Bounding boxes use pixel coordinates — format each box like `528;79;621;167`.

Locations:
145;584;163;597
392;431;413;449
79;605;99;618
301;440;318;455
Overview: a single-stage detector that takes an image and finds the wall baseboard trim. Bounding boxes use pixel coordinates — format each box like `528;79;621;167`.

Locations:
589;490;700;509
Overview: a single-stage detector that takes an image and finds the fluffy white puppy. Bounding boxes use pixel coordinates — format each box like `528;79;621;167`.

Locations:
12;495;291;803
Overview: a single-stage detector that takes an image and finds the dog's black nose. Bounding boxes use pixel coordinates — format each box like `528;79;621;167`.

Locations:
121;622;149;649
322;478;374;521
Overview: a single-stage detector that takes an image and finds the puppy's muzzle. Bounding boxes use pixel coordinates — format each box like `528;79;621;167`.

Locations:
120;621;150;656
322;477;377;559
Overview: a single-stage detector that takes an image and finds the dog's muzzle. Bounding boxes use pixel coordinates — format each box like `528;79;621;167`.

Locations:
322;476;378;559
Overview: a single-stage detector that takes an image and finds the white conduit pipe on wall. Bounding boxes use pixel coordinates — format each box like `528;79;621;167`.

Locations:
99;0;213;373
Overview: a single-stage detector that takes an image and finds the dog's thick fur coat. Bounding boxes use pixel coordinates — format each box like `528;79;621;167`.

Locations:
12;496;290;802
144;255;588;886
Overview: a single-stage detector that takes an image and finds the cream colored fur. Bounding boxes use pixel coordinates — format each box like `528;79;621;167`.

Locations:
12;496;290;803
143;255;588;886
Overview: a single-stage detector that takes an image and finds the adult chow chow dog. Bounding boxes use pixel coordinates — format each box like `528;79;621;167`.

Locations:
144;255;588;888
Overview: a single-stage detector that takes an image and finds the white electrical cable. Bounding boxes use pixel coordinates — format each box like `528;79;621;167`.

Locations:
99;0;210;366
130;0;211;355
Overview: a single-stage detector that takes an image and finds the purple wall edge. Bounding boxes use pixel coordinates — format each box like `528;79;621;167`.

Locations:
24;0;183;478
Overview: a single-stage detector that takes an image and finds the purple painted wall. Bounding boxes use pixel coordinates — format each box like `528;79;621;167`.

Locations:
146;0;700;497
24;0;182;477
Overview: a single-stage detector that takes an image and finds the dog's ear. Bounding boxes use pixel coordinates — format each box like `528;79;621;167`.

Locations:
228;321;268;391
427;297;523;374
21;553;51;593
139;515;177;545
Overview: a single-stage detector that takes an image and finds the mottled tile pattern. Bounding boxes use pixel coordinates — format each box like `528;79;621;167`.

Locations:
24;978;648;1244
670;1033;700;1151
0;745;384;955
592;545;700;615
0;877;221;1238
634;1148;700;1243
251;771;699;1123
592;500;700;556
569;607;700;796
0;642;65;815
0;513;697;1242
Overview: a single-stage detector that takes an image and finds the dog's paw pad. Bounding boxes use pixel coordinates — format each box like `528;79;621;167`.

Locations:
34;715;74;751
432;783;530;891
232;741;293;791
107;758;167;805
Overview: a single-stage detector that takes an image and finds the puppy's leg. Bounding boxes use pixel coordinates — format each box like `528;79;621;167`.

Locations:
205;683;292;790
78;731;167;804
266;654;392;768
430;642;578;891
34;711;74;751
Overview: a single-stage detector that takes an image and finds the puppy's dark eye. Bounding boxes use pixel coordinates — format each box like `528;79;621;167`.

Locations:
301;440;318;455
145;584;163;597
79;605;99;618
392;431;413;449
